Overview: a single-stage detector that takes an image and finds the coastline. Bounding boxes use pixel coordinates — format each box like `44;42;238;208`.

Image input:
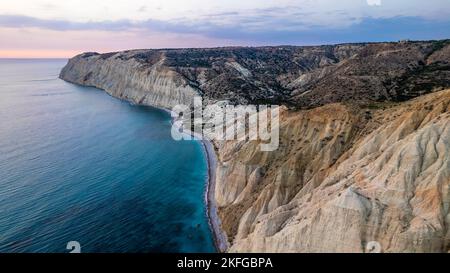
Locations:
200;139;229;253
162;107;229;252
60;72;228;252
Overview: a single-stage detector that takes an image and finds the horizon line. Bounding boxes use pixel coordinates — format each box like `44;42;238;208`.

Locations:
1;38;449;59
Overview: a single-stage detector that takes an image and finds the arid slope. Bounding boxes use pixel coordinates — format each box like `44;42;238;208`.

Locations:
60;40;450;109
215;89;450;253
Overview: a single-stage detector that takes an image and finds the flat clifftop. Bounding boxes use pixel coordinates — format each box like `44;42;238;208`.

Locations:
61;39;450;109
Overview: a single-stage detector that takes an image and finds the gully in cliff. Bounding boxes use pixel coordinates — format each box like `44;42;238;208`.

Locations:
170;97;281;152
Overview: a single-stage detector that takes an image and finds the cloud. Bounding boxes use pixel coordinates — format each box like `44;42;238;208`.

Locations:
1;1;450;57
137;6;147;13
0;15;135;31
1;13;449;49
39;3;59;10
367;0;382;6
2;1;450;33
0;1;449;52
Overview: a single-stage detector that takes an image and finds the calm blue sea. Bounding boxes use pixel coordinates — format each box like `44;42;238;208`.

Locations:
0;59;215;253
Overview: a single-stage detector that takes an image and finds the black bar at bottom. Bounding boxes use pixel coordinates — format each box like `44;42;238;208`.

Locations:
0;253;445;272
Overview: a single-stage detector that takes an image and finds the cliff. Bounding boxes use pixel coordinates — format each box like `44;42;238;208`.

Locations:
60;40;450;253
60;50;200;109
60;40;450;109
216;89;450;253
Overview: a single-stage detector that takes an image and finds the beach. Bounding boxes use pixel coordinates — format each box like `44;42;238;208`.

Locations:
163;108;228;252
201;139;229;253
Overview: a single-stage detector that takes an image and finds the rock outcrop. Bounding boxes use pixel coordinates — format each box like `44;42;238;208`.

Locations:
60;50;200;109
60;40;450;253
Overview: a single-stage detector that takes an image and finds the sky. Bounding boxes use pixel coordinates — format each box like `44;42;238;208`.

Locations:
0;0;450;58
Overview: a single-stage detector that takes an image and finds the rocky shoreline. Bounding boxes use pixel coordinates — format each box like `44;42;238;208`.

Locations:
60;56;228;252
162;108;228;252
201;139;229;253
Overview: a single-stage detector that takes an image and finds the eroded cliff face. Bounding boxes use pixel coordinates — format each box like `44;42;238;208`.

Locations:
60;50;200;109
215;89;450;253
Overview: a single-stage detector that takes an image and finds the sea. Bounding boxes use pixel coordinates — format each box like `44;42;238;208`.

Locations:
0;59;215;253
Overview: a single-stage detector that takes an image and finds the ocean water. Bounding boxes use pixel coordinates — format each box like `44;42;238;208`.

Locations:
0;59;215;253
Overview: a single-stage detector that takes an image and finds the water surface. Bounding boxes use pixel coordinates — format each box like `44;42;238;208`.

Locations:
0;59;215;253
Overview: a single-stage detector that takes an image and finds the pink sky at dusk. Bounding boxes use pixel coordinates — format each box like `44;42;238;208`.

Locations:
1;0;449;58
0;27;240;58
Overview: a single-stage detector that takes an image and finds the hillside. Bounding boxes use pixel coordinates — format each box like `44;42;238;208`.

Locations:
61;40;450;109
215;89;450;252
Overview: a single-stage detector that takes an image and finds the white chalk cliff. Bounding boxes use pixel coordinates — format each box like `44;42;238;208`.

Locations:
60;50;199;109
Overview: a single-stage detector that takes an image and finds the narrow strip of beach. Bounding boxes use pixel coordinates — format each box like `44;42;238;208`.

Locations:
59;79;228;252
163;107;228;252
201;139;229;253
